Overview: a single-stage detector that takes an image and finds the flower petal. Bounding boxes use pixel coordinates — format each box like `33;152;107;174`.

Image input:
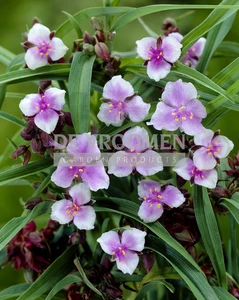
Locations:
81;163;109;191
136;150;163;176
69;183;91;206
27;23;51;45
34;109;59;134
147;59;171;82
116;250;139;275
50;199;73;224
212;135;234;158
172;158;194;180
162;79;197;107
180;116;205;136
44;88;66;111
108;152;133;177
189;37;206;57
25;47;48;70
138;200;164;223
161;185;185;208
121;228;146;252
186;99;207;119
19;93;41;116
194;129;214;147
168;32;183;43
138;179;161;199
49;37;68;61
193;147;217;170
147;102;180;131
51;163;76;188
97;231;120;255
162;36;182;63
122;126;150;152
136;37;157;60
67;133;100;155
194;169;218;189
125;95;150;122
73;206;96;230
103;75;134;102
97;102;125;127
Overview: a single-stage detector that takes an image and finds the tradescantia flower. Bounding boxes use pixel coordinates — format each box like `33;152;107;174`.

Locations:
147;79;207;135
169;32;206;67
51;133;109;191
173;158;218;189
25;23;68;70
97;228;146;275
136;36;182;81
108;126;163;177
137;180;185;223
19;87;65;134
97;75;150;126
193;129;234;170
50;183;96;230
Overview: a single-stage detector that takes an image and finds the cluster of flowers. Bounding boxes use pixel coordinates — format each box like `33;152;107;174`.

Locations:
16;21;234;276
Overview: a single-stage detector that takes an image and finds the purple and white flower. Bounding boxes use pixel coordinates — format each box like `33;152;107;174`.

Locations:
136;36;182;81
50;183;96;230
173;158;218;189
108;126;163;177
97;228;146;275
169;32;206;68
25;23;68;70
147;79;207;135
137;180;185;223
51;133;109;191
97;75;150;127
193;129;234;170
19;87;65;134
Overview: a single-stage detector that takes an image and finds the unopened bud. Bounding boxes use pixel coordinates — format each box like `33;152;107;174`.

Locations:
11;145;29;159
83;31;96;45
24;196;43;210
162;17;177;34
23;150;31;165
95;42;110;61
32;17;41;26
95;30;106;42
91;17;104;31
83;43;95;55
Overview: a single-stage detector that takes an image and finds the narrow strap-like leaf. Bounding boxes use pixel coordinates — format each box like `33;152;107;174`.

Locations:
68;52;96;134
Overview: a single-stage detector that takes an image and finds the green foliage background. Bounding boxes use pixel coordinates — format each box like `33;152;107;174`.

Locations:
0;0;238;292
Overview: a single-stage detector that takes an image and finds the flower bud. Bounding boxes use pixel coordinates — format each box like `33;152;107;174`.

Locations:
162;17;177;34
95;30;106;42
24;196;43;210
83;43;95;55
90;17;104;31
23;150;31;165
11;145;29;159
94;42;110;61
83;31;96;45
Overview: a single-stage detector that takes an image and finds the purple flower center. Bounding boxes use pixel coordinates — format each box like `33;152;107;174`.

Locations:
36;41;53;57
143;187;163;208
112;245;128;263
36;95;51;113
205;141;221;156
171;105;194;123
191;167;205;179
147;46;163;61
66;203;80;218
108;101;125;119
69;166;85;180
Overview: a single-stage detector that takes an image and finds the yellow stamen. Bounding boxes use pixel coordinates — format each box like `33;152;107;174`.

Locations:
182;116;187;121
157;194;162;199
143;197;147;200
35;47;38;50
40;52;44;56
49;43;52;46
149;188;152;192
118;111;122;115
158;203;161;208
119;102;123;106
175;118;179;122
201;175;204;178
47;103;50;107
154;188;158;191
190;112;193;119
130;149;134;153
181;105;186;109
42;43;45;46
46;52;49;56
159;51;163;55
172;112;176;116
79;168;83;173
74;174;78;178
109;103;113;107
150;203;153;207
42;95;45;98
69;166;73;169
218;148;220;152
108;110;112;113
36;106;39;110
40;109;44;112
122;250;126;256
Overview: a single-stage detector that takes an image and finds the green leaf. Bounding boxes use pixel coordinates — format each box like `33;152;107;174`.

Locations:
18;245;78;300
181;0;239;57
215;41;239;58
0;46;15;66
137;17;158;38
0;111;25;127
212;287;237;300
62;11;83;38
32;171;53;197
74;257;107;299
45;274;81;300
68;53;96;134
220;198;239;225
94;197;218;300
193;186;227;288
136;281;174;299
0;64;70;85
0;201;52;250
0;157;53;186
196;13;236;73
110;4;237;32
56;6;133;38
0;284;31;300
